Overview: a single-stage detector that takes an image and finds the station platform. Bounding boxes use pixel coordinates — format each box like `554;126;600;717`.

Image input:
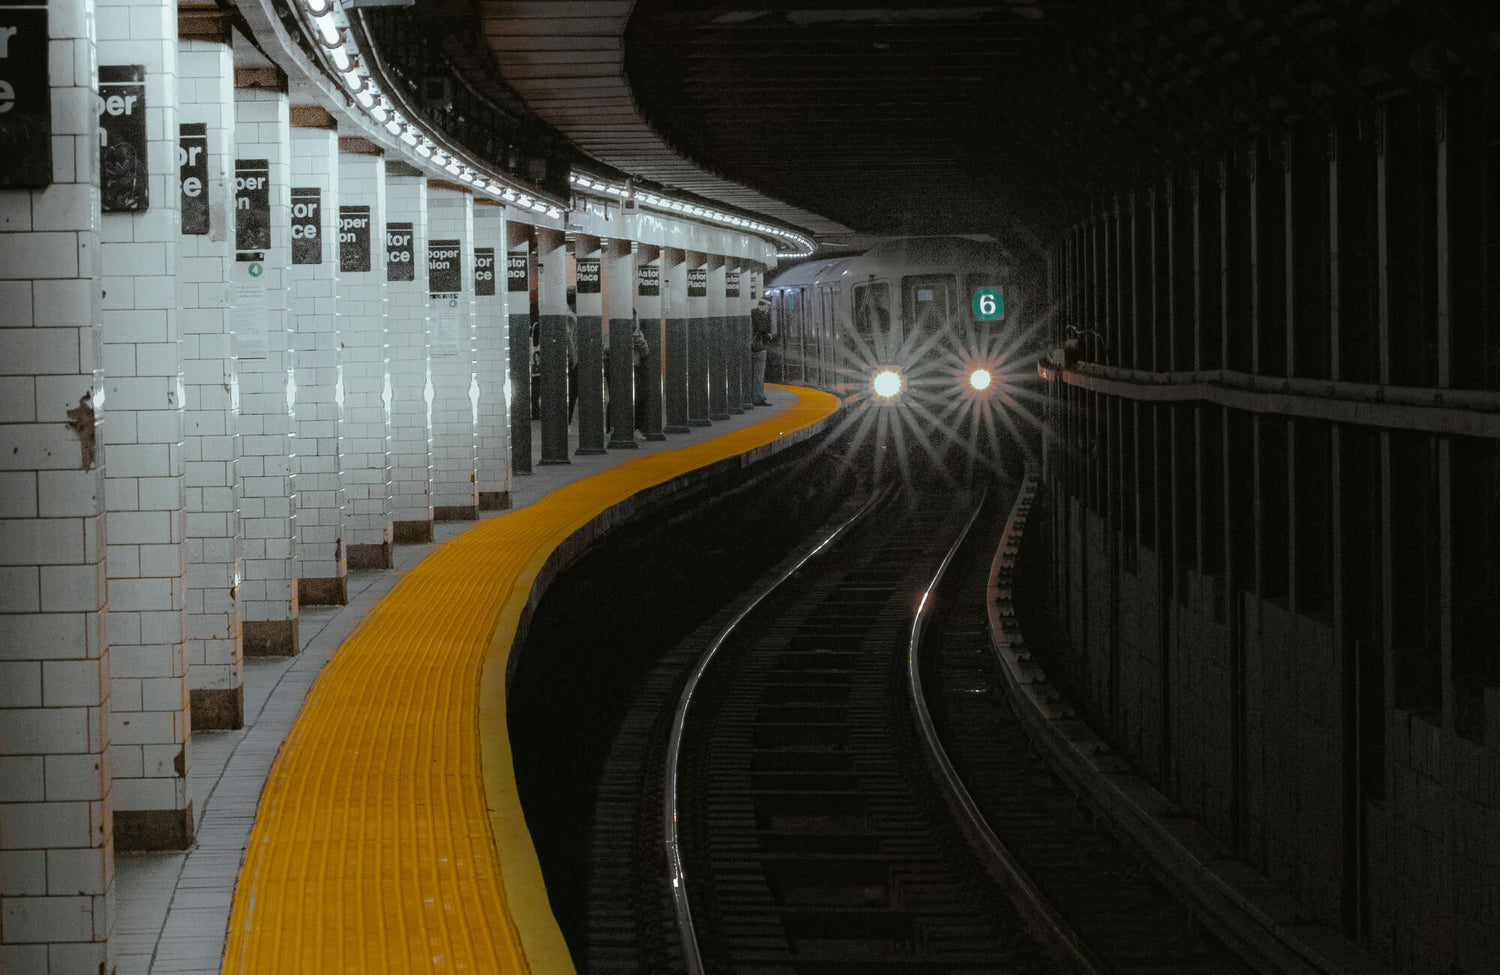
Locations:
112;386;841;975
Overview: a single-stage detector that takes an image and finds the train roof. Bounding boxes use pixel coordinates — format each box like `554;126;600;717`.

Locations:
767;237;1009;292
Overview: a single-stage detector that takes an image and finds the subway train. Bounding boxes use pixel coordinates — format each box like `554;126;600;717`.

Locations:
763;236;1043;476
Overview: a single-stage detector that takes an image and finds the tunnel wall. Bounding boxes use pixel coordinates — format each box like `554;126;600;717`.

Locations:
1039;84;1499;975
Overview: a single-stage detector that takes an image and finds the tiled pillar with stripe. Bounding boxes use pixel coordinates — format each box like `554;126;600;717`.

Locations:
336;144;393;568
0;0;113;967
98;0;192;849
506;222;533;475
537;227;569;464
635;245;666;441
707;256;729;420
726;261;748;413
606;238;638;449
426;183;478;521
233;77;299;655
177;11;242;728
473;201;510;509
289;118;346;604
384;166;433;541
662;247;690;433
574;234;606;455
686;251;711;426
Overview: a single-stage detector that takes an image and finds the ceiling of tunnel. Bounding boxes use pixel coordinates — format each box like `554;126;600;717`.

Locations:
449;1;1495;254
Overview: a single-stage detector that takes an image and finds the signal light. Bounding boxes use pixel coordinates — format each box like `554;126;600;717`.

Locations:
968;368;992;392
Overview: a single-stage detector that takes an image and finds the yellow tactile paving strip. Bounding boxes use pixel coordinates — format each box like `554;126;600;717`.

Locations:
223;387;839;975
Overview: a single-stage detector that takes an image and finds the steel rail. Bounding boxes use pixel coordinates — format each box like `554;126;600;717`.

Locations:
905;489;1104;975
662;489;886;974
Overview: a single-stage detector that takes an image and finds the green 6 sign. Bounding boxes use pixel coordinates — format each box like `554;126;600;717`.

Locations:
972;287;1004;321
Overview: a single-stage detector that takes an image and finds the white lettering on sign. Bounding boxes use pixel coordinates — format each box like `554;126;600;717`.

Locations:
182;176;202;198
428;248;459;262
292;201;318;218
235;175;267;191
177;144;202;167
102;93;138;116
0;24;18;113
291;224;318;239
341;215;369;229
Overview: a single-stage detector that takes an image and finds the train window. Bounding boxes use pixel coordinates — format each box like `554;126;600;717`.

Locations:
902;274;957;338
851;281;891;341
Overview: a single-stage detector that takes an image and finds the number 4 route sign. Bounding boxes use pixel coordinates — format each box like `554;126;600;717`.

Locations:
972;288;1004;321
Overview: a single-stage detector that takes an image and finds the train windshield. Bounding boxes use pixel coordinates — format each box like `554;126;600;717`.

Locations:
850;281;892;355
902;274;958;345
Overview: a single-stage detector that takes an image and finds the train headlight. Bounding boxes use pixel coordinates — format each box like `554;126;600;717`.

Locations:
968;368;992;392
871;368;904;400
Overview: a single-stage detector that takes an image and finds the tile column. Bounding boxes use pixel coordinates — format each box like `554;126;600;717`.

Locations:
635;246;666;441
606;238;638;449
233;78;299;655
98;0;192;849
426;183;477;520
178;15;241;728
707;256;729;420
662;247;690;433
506;223;533;475
336;144;393;568
289;118;345;603
574;234;606;455
473;201;510;509
0;0;113;968
686;252;711;426
744;266;765;407
384;166;433;541
725;262;747;414
537;227;569;464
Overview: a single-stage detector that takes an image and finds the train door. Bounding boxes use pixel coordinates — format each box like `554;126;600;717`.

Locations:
773;288;803;383
818;285;839;387
901;274;959;356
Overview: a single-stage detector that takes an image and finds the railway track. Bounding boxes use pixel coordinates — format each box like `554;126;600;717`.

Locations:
516;474;1255;973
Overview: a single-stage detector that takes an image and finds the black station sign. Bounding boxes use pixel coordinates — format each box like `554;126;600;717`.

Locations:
575;257;601;295
687;267;707;298
637;264;659;297
99;65;148;212
0;4;52;188
428;238;461;294
234;158;270;253
726;271;740;298
506;253;527;292
386;222;414;282
338;205;371;273
474;247;496;296
290;187;321;264
179;122;208;234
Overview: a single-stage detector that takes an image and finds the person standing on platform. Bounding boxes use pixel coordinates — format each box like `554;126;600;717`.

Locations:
750;297;773;406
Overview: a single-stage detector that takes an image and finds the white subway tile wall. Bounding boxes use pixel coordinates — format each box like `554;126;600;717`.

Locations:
98;0;193;844
426;187;478;516
289;127;346;590
473;204;511;505
233;87;299;645
0;0;113;969
336;153;394;558
178;39;242;717
384;176;433;531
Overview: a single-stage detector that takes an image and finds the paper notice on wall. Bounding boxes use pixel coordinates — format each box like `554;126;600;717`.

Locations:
233;266;269;359
431;293;460;356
